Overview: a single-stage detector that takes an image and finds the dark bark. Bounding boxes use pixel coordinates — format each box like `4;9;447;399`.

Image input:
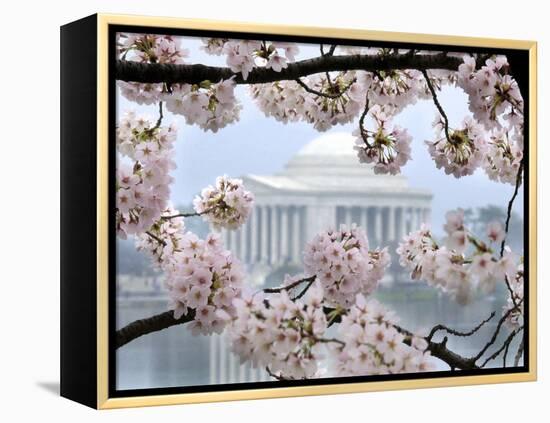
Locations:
115;309;195;349
115;52;472;85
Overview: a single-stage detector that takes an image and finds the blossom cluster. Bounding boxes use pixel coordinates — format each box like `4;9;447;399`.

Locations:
334;295;434;375
397;209;519;304
116;111;177;239
202;39;299;80
303;225;390;308
355;68;432;113
164;79;242;132
136;219;245;335
250;72;361;132
117;33;188;64
354;105;412;175
483;129;523;184
117;33;188;106
227;282;327;379
457;55;523;132
426;116;487;178
134;206;186;268
193;175;255;230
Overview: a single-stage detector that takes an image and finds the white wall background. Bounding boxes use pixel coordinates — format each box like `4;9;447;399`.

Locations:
0;0;547;421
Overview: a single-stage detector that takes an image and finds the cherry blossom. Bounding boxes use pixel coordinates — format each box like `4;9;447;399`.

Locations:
117;33;188;105
457;55;523;132
201;39;300;80
397;210;521;304
482;129;523;185
250;72;361;131
164;79;242;132
115;111;177;239
502;261;524;330
113;37;527;375
334;294;435;376
193;175;255;230
354;105;412;175
426;116;488;178
227;282;328;379
137;218;244;335
303;225;390;308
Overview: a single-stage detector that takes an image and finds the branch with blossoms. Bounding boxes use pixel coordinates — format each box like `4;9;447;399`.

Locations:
113;34;527;379
115;50;488;86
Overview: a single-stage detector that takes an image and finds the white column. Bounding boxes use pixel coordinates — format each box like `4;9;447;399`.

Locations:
361;207;368;234
423;207;431;226
388;207;395;242
219;336;227;384
209;336;218;384
249;207;257;263
260;206;268;263
343;207;352;228
374;207;382;246
400;207;406;238
270;206;279;265
292;207;301;264
224;229;232;252
414;208;420;230
229;351;237;383
280;206;289;261
241;221;248;263
239;362;246;383
249;364;257;383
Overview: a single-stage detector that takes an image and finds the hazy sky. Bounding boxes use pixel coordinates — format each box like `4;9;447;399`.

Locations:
117;35;524;236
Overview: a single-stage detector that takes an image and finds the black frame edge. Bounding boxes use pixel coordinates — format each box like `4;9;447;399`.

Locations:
60;13;99;409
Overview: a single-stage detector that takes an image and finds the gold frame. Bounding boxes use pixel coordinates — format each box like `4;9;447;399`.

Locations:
96;13;538;409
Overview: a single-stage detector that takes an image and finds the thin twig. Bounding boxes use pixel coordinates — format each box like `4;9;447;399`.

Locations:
266;366;290;381
503;339;511;367
500;160;524;257
357;94;372;148
422;69;451;143
154;101;163;129
474;298;524;361
426;311;496;342
292;277;316;301
514;336;525;366
315;336;345;346
146;230;166;246
161;207;215;220
295;77;354;99
480;326;523;368
263;275;316;294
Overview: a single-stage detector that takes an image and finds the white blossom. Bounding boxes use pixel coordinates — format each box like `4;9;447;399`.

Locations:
303;225;390;307
193;175;255;230
115;111;177;238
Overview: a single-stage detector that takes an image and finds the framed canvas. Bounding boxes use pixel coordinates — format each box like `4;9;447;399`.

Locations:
60;13;537;409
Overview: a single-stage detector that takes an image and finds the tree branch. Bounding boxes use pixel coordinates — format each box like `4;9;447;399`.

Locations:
115;309;195;349
115;52;473;85
428;336;478;370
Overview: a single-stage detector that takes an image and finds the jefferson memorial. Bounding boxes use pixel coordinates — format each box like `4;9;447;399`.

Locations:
210;132;433;384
